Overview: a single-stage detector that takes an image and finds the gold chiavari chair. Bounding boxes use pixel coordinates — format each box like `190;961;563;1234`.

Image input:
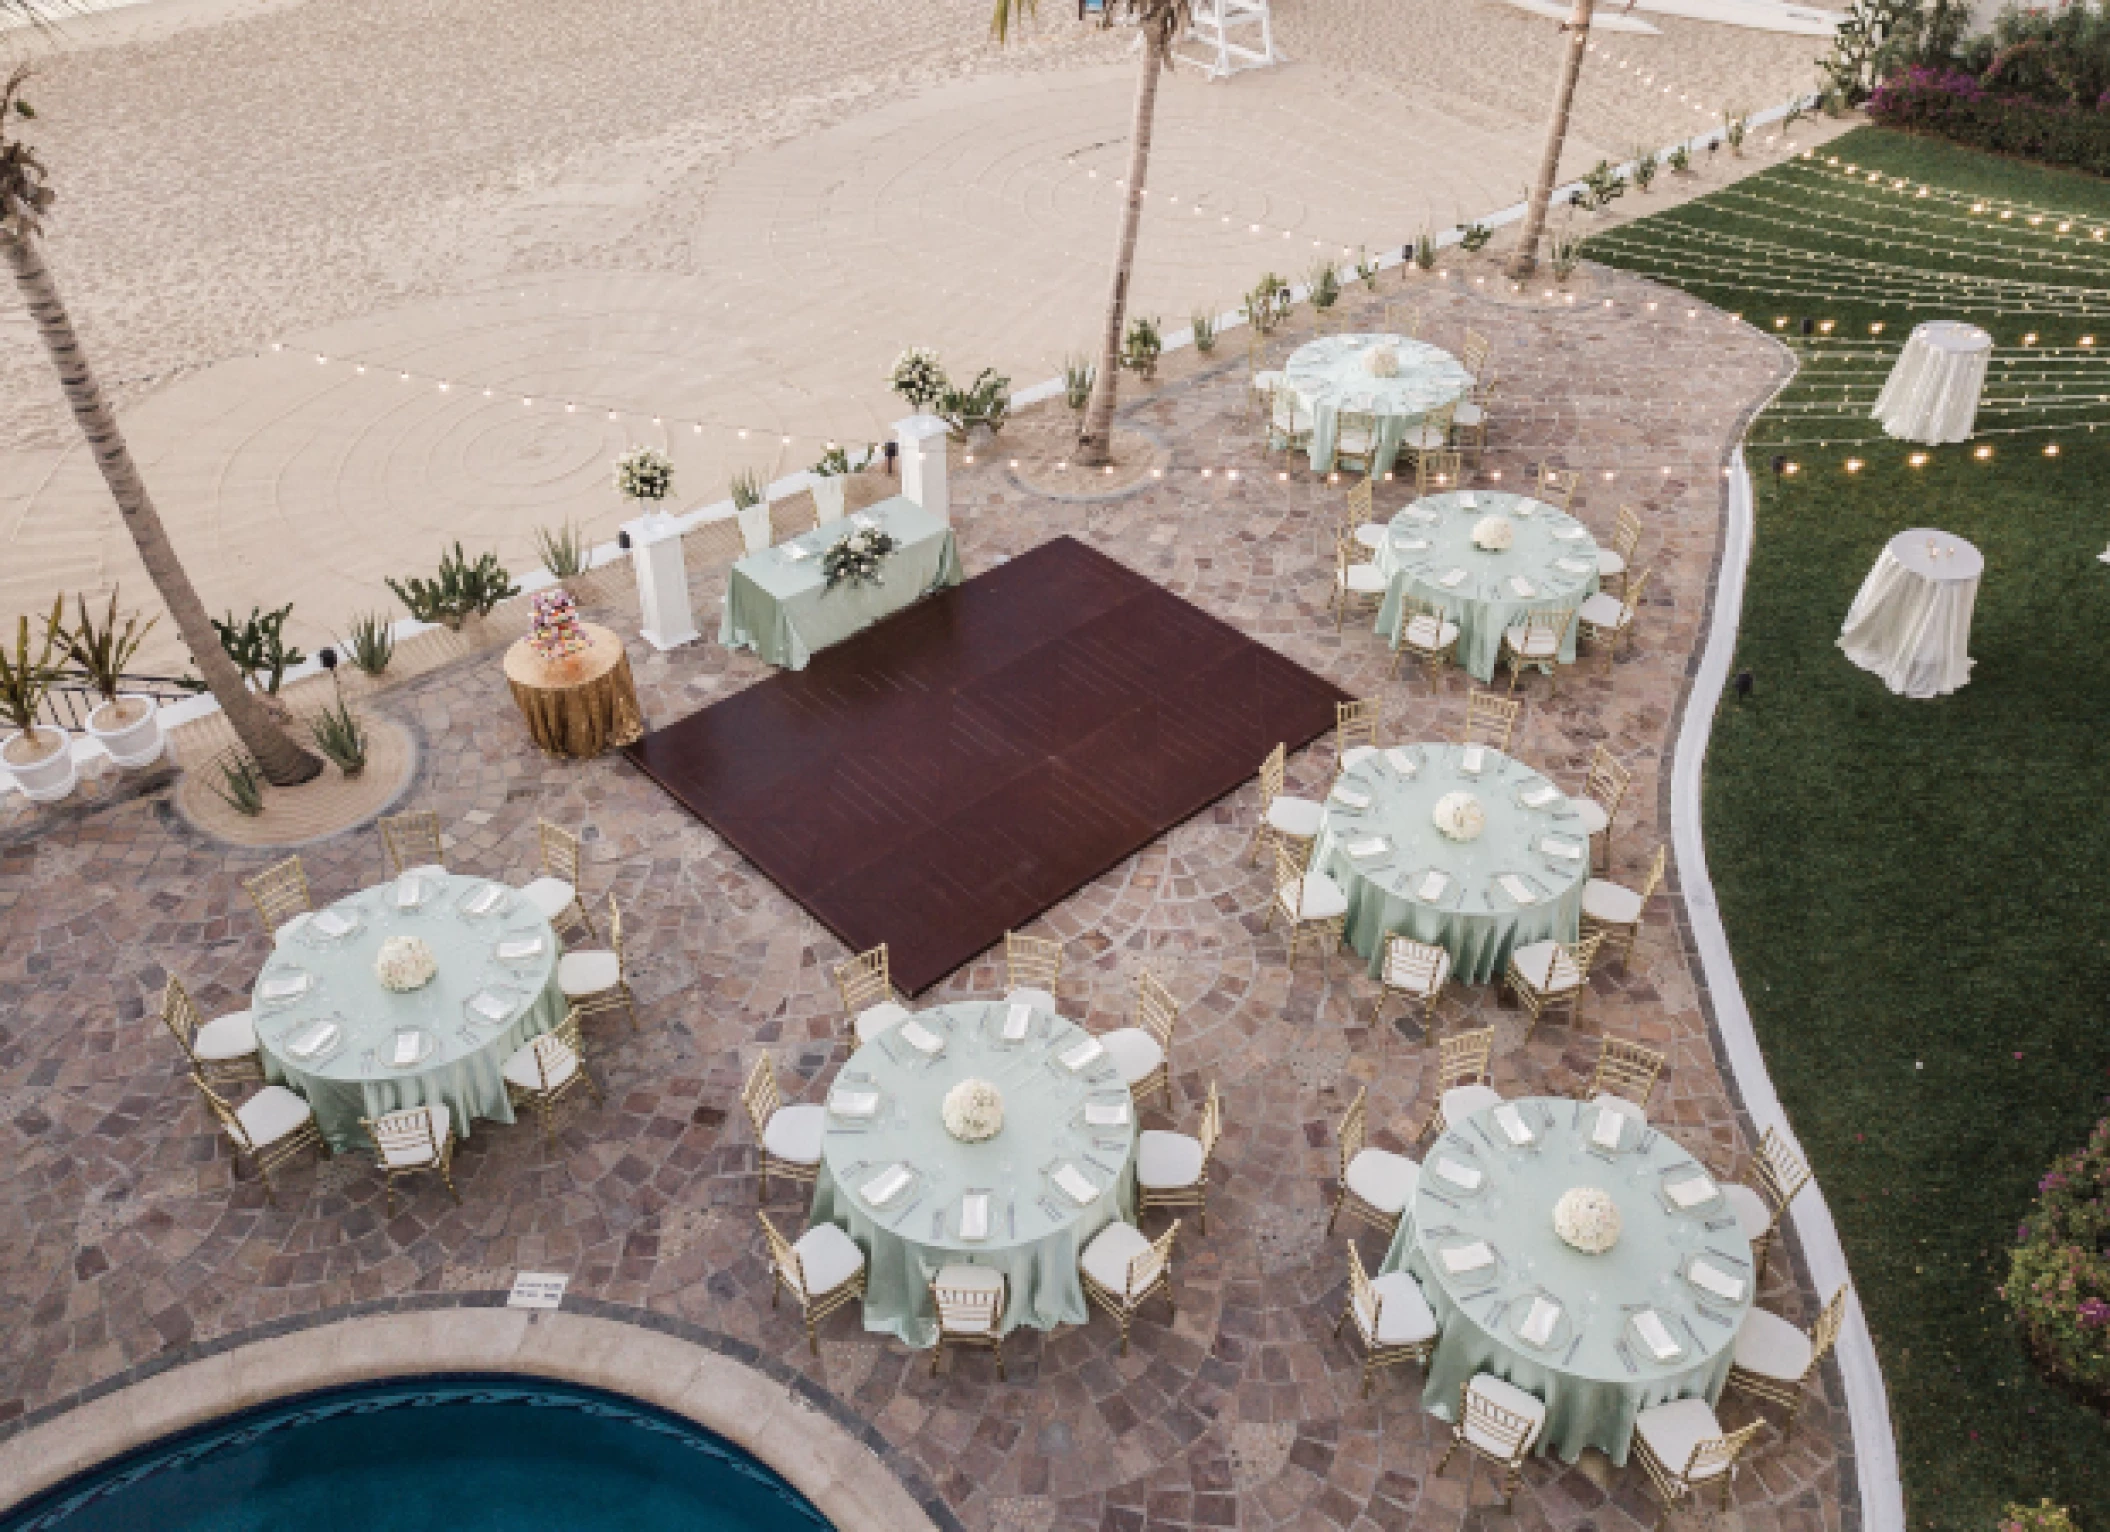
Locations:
1599;504;1643;597
1389;594;1460;679
1343;474;1387;555
1460;328;1493;380
377;809;446;881
1573;744;1632;871
1271;378;1314;456
244;855;313;942
929;1266;1009;1377
1415;446;1465;499
759;1211;867;1356
740;1050;824;1198
1500;604;1577;698
1582;843;1667;970
1578;1036;1666;1120
161;974;262;1087
1452;374;1497;464
1367;933;1452;1036
1728;1284;1850;1440
1327;1084;1419;1238
1005;930;1064;1009
1460;689;1520;753
501;1008;602;1148
1104;969;1180;1108
1631;1406;1764;1526
558;892;638;1031
1264;841;1348;969
192;1072;326;1204
1535;463;1580;513
1247;330;1280;423
1501;932;1606;1039
1247;741;1323;865
1137;1081;1222;1232
1330;532;1388;632
1079;1217;1180;1355
1335;696;1383;774
1399;400;1457;472
1382;300;1422;338
1577;566;1651;671
519;819;595;941
1724;1126;1812;1277
359;1103;459;1216
1433;1375;1546;1512
1420;1026;1501;1145
1333;1242;1438;1397
1335;409;1380;473
833;944;909;1046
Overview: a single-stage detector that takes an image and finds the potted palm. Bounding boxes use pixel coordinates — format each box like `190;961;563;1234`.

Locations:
0;597;75;801
57;587;163;768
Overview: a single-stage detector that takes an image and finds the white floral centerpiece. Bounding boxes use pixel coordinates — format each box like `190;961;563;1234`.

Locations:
1364;345;1401;379
1472;515;1514;552
889;347;949;412
375;935;438;993
942;1078;1004;1143
1431;791;1486;842
1553;1186;1622;1254
821;524;899;589
614;447;674;505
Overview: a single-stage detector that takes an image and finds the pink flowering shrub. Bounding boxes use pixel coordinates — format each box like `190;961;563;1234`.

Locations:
1999;1500;2078;1532
2004;1117;2110;1398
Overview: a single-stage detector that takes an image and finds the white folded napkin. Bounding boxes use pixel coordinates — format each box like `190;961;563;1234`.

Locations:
391;1030;424;1066
1633;1309;1682;1361
1438;568;1468;589
1053;1163;1098;1206
1061;1037;1105;1071
469;991;511;1023
1556;557;1594;575
1519;1296;1562;1348
1520;784;1561;809
1384;748;1418;776
1499;875;1536;905
1085;1099;1130;1128
1666;1175;1718;1210
313;910;352;939
1441;1240;1493;1275
1417;871;1449;902
831;1089;879;1118
288;1021;338;1059
1494;1104;1535;1146
782;543;812;562
1347;837;1389;860
863;1163;913;1206
1592;1106;1626;1151
960;1193;990;1241
465;883;503;916
1332;785;1372;810
1508;576;1537;598
1460;493;1478;509
259;972;310;1001
395;878;425;910
1541;837;1583;861
1690;1259;1747;1303
1460;746;1485;773
497;937;543;961
1393;537;1429;552
1434;1157;1483;1191
1553;525;1588;541
898;1019;944;1054
1003;1003;1032;1041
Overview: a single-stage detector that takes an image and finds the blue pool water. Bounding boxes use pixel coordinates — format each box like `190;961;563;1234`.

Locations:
2;1376;834;1532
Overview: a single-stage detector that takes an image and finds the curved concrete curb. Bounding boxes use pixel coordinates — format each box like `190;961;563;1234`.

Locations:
0;1307;941;1532
1672;445;1904;1531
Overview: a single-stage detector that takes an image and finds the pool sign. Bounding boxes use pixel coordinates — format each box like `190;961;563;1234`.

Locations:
507;1272;569;1310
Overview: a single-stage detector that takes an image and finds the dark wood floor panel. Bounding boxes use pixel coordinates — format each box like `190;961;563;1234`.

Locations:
625;536;1350;993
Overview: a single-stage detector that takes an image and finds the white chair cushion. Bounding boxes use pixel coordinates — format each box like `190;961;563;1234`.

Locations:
853;1001;910;1045
1451;400;1484;428
1251;370;1282;393
790;1221;865;1297
1403;614;1460;650
194;1009;258;1061
1357;1270;1438;1346
1278;872;1349;923
1592;1092;1648;1122
1006;987;1056;1014
235;1085;314;1148
1503;625;1560;658
1081;1220;1161;1298
1103;1027;1166;1086
1597;549;1627;577
376;1103;452;1167
1726;1181;1773;1240
1509;939;1582;994
1344;1148;1419;1214
518;877;577;921
1402;423;1447;451
271;912;313;946
762;1102;827;1165
1136;1129;1206;1190
1577;592;1628;629
1441;1084;1503;1126
503;1034;579;1093
1354;524;1388;552
1341;746;1378;772
1465;1374;1547;1457
403;863;448;879
557;950;621;997
1266;793;1324;839
1582;879;1644;925
1734;1307;1814;1381
1634;1397;1732;1481
933;1262;1004;1332
1382;943;1450;996
1572;799;1610;835
1339;564;1389;595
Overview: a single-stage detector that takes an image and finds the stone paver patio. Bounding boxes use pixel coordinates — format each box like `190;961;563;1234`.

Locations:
0;265;1854;1531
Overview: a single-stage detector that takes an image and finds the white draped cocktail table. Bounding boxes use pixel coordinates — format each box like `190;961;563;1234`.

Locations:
1872;321;1992;444
1837;528;1983;698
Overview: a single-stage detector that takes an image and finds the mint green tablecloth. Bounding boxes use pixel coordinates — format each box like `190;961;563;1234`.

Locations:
252;873;566;1151
719;495;964;669
1373;491;1602;682
1281;334;1474;477
1313;743;1587;984
810;1000;1139;1348
1381;1096;1756;1464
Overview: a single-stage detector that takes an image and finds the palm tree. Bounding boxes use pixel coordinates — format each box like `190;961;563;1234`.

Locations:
1508;0;1597;281
0;47;321;783
992;0;1193;467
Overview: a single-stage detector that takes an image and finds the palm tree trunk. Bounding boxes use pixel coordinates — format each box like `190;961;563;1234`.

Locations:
1077;31;1166;468
2;230;322;785
1508;0;1595;281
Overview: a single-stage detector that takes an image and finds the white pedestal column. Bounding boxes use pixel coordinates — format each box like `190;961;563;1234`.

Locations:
625;511;699;651
895;414;951;523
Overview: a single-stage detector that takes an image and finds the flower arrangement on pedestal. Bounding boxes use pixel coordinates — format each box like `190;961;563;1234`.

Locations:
821;524;899;590
1364;345;1401;378
1553;1186;1622;1254
614;447;674;506
889;347;949;412
526;588;589;663
1432;791;1486;842
942;1078;1004;1143
1472;515;1515;552
376;935;438;993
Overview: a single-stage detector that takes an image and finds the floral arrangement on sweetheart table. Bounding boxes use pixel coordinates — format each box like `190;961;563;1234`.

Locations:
822;523;899;590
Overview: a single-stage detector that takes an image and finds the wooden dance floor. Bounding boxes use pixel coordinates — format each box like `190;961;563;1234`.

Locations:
626;536;1350;993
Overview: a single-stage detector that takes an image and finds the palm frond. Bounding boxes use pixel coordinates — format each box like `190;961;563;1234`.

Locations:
988;0;1037;42
0;0;80;31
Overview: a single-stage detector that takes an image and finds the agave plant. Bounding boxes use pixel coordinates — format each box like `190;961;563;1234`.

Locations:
1189;309;1218;353
210;749;266;817
1121;315;1163;377
305;688;368;778
1063;354;1096;410
531;520;592;581
342;612;395;678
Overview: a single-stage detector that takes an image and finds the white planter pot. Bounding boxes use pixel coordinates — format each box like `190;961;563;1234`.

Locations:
2;726;79;802
87;694;165;769
812;476;847;524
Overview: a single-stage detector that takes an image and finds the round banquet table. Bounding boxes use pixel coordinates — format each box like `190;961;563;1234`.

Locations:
1872;320;1992;445
1837;528;1984;699
1381;1096;1757;1465
503;622;645;758
252;872;568;1151
1312;742;1588;983
1373;491;1601;683
1280;333;1474;478
809;999;1139;1349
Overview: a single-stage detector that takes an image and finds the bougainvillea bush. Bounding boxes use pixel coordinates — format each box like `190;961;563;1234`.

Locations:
2000;1502;2079;1532
1868;67;2110;176
2004;1117;2110;1400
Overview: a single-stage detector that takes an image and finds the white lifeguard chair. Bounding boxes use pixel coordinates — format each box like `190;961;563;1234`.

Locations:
1172;0;1282;79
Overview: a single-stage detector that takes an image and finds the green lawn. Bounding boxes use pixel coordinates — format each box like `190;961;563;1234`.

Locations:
1589;128;2110;1527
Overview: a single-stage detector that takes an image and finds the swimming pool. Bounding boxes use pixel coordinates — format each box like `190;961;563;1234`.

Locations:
1;1375;834;1532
